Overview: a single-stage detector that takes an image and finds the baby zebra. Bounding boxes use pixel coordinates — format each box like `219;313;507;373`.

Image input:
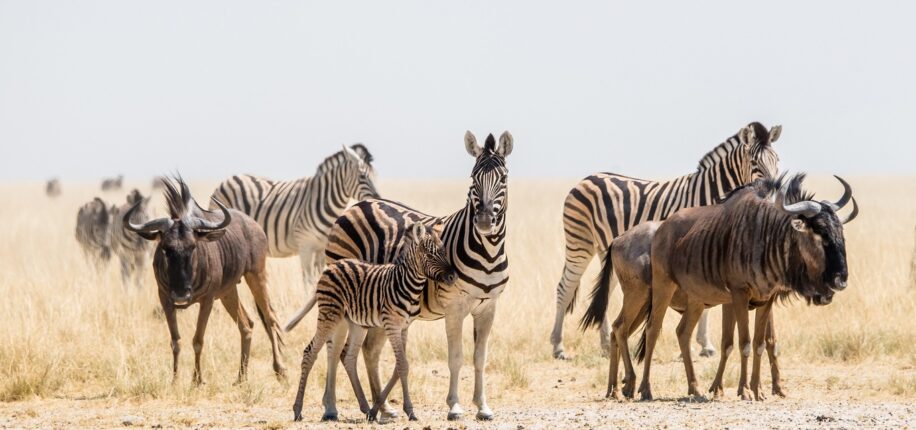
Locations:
110;189;152;288
292;223;456;422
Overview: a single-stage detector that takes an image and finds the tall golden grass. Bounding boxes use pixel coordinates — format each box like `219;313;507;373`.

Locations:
1;176;914;407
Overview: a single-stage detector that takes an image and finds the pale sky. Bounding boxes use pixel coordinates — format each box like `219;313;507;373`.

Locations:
1;1;914;181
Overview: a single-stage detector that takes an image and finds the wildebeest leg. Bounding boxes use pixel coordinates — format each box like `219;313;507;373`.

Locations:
320;322;348;421
730;289;752;400
243;271;287;379
695;309;717;357
342;324;371;414
551;243;596;360
611;282;649;400
709;305;735;398
750;298;774;401
220;288;253;384
638;278;676;401
293;316;340;422
161;294;181;383
361;328;398;418
472;301;496;420
192;298;215;386
676;300;705;397
765;311;785;397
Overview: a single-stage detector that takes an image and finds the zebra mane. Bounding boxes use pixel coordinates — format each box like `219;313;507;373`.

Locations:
316;144;374;175
471;136;507;175
696;136;741;172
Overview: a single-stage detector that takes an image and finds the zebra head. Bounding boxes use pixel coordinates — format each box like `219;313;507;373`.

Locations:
464;131;513;235
740;122;782;180
403;222;456;285
341;144;380;201
776;174;858;305
125;178;232;306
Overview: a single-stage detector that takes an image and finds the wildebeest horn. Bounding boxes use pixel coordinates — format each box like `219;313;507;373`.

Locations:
777;190;821;218
841;196;859;224
123;202;173;233
190;198;232;231
826;175;853;211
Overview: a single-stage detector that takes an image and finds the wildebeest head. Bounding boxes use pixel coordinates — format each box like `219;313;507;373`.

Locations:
401;222;456;285
777;174;858;305
340;144;379;201
464;131;512;235
124;178;231;306
739;122;782;180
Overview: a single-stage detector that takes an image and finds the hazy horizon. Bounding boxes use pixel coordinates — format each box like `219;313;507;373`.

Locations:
2;1;914;182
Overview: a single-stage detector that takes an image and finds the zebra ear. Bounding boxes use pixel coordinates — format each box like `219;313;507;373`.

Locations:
465;131;482;157
497;131;513;157
739;125;757;148
342;144;365;166
768;125;782;145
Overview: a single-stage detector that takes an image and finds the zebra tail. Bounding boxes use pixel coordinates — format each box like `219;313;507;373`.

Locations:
579;251;614;331
283;295;318;332
635;289;653;363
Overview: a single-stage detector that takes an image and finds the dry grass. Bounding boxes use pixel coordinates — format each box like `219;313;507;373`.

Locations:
0;176;914;424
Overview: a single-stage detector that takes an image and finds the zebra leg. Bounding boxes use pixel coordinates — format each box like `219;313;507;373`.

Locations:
220;288;253;384
298;245;322;296
362;327;398;418
551;245;596;360
293;317;339;422
118;254;131;287
342;324;371;414
696;309;717;357
321;322;348;421
191;298;215;386
472;301;496;420
445;311;467;421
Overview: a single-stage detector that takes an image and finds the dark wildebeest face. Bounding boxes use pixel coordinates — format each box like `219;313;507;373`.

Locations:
779;176;858;305
403;222;456;285
341;144;380;201
464;131;513;235
739;122;782;180
124;181;231;307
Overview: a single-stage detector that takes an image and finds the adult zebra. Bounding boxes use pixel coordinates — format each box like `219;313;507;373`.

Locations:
552;122;781;360
211;144;378;306
314;131;512;421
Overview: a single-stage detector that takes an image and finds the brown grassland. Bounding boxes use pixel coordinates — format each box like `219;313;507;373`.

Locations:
1;177;914;429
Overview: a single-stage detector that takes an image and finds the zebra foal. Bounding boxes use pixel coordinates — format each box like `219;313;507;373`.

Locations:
292;223;456;422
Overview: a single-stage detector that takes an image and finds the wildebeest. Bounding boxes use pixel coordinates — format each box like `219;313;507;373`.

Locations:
109;189;152;288
584;174;857;401
46;178;61;197
75;197;113;266
124;178;286;384
101;175;124;191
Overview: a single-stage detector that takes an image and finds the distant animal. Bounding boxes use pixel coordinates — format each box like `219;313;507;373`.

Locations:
151;176;167;190
101;175;124;191
292;222;456;422
75;197;113;266
317;131;512;421
585;221;784;401
589;174;856;401
109;189;152;288
46;178;61;197
553;122;782;360
210;144;378;311
124;178;286;384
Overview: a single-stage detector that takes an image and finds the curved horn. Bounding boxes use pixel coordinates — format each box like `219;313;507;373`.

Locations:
841;196;859;224
828;175;853;211
777;190;821;218
190;198;232;231
123;202;173;233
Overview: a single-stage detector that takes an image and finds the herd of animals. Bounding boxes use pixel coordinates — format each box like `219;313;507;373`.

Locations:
50;122;861;423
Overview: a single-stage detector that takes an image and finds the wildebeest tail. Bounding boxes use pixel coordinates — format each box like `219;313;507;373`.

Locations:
635;290;653;363
255;303;285;351
283;294;318;332
579;251;614;330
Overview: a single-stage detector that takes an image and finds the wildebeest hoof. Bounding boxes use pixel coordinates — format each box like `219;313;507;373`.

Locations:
772;386;787;398
699;347;716;357
367;408;379;422
553;350;570;360
447;412;462;421
408;412;418;421
476;411;493;421
321;412;338;422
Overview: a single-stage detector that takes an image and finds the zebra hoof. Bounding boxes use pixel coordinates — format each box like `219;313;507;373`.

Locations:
699;348;717;358
320;413;338;422
553;350;570;360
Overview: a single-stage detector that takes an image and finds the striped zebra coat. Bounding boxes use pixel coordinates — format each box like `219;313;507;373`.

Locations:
551;122;781;360
210;144;378;299
75;197;113;267
315;131;512;421
110;189;152;288
292;223;455;422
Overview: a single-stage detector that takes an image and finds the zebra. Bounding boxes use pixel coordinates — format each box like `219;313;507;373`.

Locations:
210;144;379;304
101;175;123;191
110;189;153;288
315;131;513;421
552;122;782;360
291;222;456;422
75;197;113;267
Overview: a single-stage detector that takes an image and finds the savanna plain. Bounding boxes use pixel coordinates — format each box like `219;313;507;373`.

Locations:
1;177;914;429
